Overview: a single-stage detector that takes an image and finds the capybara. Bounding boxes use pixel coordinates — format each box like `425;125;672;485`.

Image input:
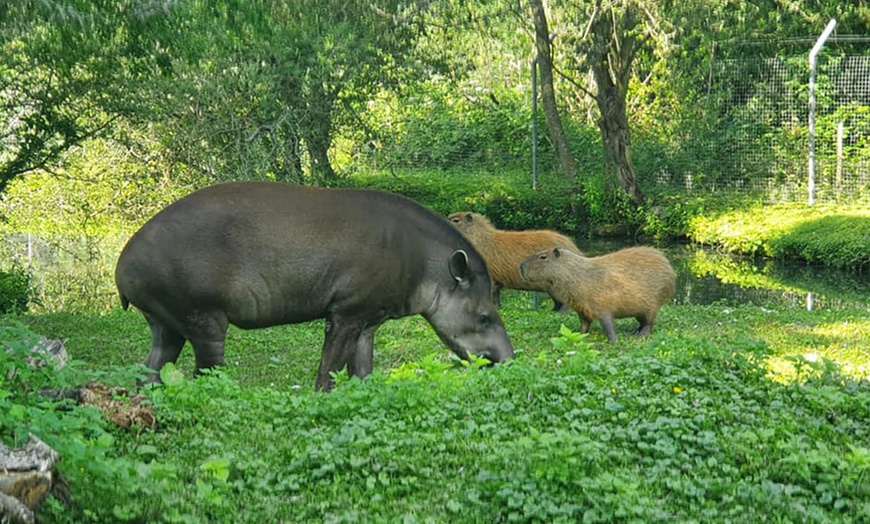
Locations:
448;212;583;310
520;246;676;342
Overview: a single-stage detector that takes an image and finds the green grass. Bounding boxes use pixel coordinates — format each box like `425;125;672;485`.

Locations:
5;289;870;522
689;204;870;270
3;170;870;521
22;290;870;390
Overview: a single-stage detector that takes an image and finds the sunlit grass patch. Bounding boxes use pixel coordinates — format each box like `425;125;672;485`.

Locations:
753;310;870;382
689;204;870;270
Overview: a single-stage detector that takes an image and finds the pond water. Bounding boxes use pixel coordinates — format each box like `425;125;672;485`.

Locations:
1;233;867;314
581;239;869;311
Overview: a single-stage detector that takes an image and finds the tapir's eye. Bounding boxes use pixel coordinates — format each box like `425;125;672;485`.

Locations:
478;314;492;327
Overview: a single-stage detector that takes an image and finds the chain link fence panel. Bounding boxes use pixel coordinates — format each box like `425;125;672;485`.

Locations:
702;53;869;204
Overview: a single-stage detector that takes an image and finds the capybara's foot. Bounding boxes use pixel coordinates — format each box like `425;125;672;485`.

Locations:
635;325;653;337
553;302;572;314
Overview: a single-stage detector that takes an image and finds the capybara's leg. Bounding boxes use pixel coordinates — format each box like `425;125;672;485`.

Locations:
599;313;619;343
578;313;591;333
636;313;656;337
144;315;186;382
551;295;571;313
493;284;503;308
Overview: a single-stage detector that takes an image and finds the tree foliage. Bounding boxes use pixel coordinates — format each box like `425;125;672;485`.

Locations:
0;0;868;200
141;0;428;184
0;0;170;192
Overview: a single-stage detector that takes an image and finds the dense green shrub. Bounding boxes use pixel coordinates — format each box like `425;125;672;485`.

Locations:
343;168;704;241
342;168;584;232
475;188;585;233
363;84;534;170
0;267;32;314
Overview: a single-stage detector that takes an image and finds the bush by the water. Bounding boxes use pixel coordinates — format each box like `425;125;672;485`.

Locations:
0;267;32;314
689;205;870;271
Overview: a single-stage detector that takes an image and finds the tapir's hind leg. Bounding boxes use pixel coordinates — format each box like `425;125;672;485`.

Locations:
144;314;186;382
186;311;230;376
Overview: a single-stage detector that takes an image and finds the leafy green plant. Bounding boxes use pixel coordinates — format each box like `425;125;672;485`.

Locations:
549;324;593;354
0;266;32;314
0;320;166;523
8;294;870;523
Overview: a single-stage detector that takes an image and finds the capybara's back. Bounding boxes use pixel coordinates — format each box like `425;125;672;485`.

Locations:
520;246;675;342
448;212;582;291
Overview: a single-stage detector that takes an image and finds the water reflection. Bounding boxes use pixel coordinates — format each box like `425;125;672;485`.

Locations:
582;240;869;311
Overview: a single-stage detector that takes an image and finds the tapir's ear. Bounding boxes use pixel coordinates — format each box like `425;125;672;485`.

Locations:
553;247;561;258
449;250;471;285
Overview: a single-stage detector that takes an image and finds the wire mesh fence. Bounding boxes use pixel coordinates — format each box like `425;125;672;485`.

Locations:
355;49;870;205
705;53;870;204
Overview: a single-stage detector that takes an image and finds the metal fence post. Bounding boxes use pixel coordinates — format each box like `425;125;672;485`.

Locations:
808;19;837;206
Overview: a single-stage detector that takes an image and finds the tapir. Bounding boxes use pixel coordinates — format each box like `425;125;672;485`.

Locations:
115;182;514;391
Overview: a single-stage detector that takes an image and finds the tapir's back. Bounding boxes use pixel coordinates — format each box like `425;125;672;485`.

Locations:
115;182;457;328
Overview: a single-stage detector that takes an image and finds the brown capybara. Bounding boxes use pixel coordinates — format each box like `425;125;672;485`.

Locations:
520;246;676;342
448;212;583;310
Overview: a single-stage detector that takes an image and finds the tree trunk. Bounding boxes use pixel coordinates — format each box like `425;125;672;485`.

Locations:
530;0;577;183
304;132;336;183
589;1;645;206
303;85;338;184
275;133;304;184
593;67;645;206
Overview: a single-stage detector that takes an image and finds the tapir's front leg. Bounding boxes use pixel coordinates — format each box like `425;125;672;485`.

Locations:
347;323;383;380
316;316;365;392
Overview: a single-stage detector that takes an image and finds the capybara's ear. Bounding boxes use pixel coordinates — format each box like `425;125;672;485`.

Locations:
553;247;561;258
465;214;473;223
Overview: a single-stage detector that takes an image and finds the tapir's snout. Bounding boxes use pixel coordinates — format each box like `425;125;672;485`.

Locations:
479;332;515;365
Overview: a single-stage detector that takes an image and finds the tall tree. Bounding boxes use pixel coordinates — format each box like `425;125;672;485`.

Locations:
586;0;647;205
530;0;578;183
152;0;425;184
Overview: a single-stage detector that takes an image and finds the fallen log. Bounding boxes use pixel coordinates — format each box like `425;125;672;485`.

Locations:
0;491;34;524
0;435;60;524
